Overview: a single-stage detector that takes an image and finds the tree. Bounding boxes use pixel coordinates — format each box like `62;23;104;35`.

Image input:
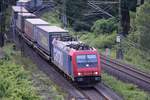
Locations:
91;18;117;35
136;1;150;50
0;0;16;47
66;0;88;30
0;0;6;47
54;0;88;30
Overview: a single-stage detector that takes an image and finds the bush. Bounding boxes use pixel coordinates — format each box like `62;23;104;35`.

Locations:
80;32;116;49
0;60;40;100
103;73;150;100
91;18;117;35
136;2;150;50
42;11;62;27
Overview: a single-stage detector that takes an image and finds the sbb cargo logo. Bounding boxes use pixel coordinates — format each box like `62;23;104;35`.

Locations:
53;47;63;67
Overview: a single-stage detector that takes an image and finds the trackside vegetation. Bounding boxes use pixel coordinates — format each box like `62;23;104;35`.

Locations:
41;10;62;27
103;73;150;100
0;49;40;100
0;61;40;100
2;44;66;100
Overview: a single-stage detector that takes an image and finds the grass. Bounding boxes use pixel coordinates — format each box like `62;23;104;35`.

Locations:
102;72;150;100
123;46;150;73
3;43;67;100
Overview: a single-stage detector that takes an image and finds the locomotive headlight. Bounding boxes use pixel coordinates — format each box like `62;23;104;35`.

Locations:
94;72;98;75
78;72;82;76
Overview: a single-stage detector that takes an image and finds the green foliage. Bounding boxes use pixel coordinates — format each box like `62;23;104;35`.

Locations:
129;11;140;43
65;0;87;24
2;43;66;100
103;73;150;100
54;0;88;30
41;11;62;26
0;61;40;100
91;18;117;35
80;32;116;49
66;0;88;30
0;44;40;100
120;36;150;73
136;2;150;50
122;2;150;73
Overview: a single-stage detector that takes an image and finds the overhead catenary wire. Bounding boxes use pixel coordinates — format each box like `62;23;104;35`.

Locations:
57;9;150;57
7;0;147;59
53;0;119;18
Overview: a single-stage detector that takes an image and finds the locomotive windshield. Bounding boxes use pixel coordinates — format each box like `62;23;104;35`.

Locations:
76;54;98;68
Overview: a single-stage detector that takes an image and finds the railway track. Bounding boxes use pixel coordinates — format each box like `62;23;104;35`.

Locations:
95;83;123;100
100;54;150;92
11;4;123;99
13;32;123;100
78;83;122;100
79;88;106;100
21;39;87;100
19;38;114;100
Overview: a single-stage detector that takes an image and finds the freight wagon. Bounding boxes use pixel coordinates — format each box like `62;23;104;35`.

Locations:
17;0;43;10
12;0;101;86
30;0;43;9
35;26;68;55
24;18;49;41
12;6;28;20
12;6;28;38
16;13;37;32
17;0;31;8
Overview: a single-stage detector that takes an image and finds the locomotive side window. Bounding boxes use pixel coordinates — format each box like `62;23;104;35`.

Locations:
76;54;98;68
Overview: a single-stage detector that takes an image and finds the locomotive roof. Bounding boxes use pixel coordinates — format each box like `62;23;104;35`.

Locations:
26;18;49;25
53;39;95;52
18;12;36;17
37;26;68;33
12;6;28;12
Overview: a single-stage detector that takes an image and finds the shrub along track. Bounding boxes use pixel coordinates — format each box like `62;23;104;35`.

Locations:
100;54;150;92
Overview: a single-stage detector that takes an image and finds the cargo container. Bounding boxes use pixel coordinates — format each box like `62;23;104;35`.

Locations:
16;13;36;32
36;26;68;54
24;18;49;41
12;6;28;20
17;0;31;8
17;0;43;9
30;0;43;8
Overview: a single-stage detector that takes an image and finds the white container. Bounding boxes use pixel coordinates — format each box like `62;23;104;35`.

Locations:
16;13;36;31
24;18;49;41
36;25;68;53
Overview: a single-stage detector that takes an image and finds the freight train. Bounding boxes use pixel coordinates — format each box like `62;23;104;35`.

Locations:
12;0;101;86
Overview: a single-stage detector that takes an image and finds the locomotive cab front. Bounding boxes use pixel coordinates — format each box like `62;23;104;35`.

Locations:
72;51;101;86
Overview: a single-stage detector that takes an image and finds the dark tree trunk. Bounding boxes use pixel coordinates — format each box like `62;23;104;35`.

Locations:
0;33;4;47
121;0;130;36
0;13;5;47
121;8;130;36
